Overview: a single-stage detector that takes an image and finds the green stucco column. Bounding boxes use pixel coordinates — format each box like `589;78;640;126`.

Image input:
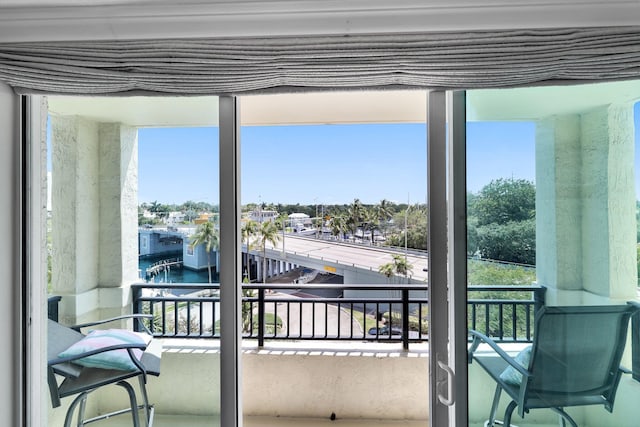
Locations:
51;116;138;323
536;103;637;305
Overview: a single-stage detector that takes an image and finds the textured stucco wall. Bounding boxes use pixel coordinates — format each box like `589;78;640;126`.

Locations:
535;103;637;303
604;104;637;299
51;116;100;301
51;117;140;321
98;123;138;288
536;115;582;294
581;104;636;300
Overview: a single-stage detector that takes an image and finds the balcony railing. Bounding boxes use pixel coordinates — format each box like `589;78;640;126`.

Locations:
131;283;546;349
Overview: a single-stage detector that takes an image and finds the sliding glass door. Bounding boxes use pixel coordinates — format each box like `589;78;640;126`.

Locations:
465;81;640;427
39;96;223;425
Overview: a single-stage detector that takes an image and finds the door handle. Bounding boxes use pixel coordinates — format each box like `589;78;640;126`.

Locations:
436;360;455;406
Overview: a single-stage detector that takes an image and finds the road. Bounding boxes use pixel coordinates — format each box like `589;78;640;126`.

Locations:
259;235;429;283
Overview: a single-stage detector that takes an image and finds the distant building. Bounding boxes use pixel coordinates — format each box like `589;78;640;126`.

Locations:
183;238;218;272
288;212;311;231
141;209;157;220
139;229;184;256
165;211;185;225
248;209;278;223
194;213;215;225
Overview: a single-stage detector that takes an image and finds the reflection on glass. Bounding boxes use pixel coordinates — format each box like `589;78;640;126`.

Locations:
466;82;640;426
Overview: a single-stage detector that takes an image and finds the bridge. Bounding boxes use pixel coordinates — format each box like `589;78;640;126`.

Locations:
140;228;429;284
247;234;428;285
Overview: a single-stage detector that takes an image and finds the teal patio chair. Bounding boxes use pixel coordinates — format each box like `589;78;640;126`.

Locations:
47;315;162;427
468;304;639;427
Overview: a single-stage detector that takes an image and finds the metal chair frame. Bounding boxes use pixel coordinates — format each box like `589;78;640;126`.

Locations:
47;314;161;427
469;303;639;427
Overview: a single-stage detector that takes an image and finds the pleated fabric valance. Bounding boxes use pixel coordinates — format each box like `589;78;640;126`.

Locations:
2;27;640;95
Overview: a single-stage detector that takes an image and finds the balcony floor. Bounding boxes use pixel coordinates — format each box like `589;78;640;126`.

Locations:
98;414;428;426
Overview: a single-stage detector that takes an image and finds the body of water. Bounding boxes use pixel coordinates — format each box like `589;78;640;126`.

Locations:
138;254;217;283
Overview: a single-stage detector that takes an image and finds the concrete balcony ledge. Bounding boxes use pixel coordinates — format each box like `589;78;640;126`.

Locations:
96;338;431;421
52;338;640;427
162;338;430;356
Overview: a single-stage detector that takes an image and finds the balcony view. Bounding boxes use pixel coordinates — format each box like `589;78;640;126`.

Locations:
44;85;640;426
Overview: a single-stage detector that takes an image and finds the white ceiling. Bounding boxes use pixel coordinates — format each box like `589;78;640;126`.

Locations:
47;80;640;128
467;80;640;121
47;90;428;127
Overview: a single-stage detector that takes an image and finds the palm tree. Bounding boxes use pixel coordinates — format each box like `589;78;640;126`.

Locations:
378;262;396;281
362;207;379;244
347;198;364;241
392;254;413;282
378;253;414;284
189;221;219;283
376;199;394;238
256;220;281;283
329;215;348;241
241;219;259;282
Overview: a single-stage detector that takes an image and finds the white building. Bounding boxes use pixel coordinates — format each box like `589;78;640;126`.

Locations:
248;209;278;223
288;212;311;230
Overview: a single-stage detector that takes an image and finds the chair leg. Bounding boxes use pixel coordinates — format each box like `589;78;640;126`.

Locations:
76;396;87;427
551;407;578;427
503;400;518;427
138;375;153;427
117;380;141;427
488;384;502;426
64;392;89;427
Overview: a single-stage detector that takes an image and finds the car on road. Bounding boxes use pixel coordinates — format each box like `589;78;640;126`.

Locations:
367;325;403;337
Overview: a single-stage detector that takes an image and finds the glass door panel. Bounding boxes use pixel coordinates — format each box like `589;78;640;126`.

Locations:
239;91;430;423
44;96;221;425
465;82;640;427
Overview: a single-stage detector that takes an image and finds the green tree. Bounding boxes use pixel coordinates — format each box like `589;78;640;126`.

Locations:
242;278;255;333
362;207;379;244
329;215;348;241
378;253;414;283
256;221;281;283
476;219;536;264
148;200;170;220
470;178;535;226
386;205;428;250
189;221;219;283
347;198;365;239
468;178;536;264
375;199;394;238
241;220;259;282
467;260;537;337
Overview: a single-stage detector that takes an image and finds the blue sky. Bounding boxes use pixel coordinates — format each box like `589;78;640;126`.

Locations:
138;121;539;206
136;102;640;206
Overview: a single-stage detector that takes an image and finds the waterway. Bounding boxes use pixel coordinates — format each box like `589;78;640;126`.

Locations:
138;254;217;284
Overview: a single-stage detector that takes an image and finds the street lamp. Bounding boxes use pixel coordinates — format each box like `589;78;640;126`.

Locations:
315;197;319;239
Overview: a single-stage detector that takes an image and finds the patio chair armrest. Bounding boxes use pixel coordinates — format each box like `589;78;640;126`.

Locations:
71;314;153;334
468;329;530;379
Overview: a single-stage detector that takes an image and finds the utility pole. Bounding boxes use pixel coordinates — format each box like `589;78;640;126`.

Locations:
405;193;410;284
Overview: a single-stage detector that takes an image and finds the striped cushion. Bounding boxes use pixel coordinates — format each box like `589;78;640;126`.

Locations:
58;329;152;371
